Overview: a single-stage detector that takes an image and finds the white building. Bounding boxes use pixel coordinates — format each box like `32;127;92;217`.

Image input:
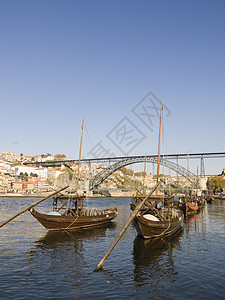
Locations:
199;177;208;190
12;165;48;178
0;160;12;171
0;152;19;162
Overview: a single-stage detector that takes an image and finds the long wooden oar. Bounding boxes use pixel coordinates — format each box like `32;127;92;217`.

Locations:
0;185;69;229
94;183;159;272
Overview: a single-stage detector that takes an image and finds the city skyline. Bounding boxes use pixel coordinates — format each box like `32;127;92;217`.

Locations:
1;0;225;175
1;150;224;176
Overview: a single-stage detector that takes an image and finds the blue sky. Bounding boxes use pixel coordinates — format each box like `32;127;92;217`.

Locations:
0;0;225;175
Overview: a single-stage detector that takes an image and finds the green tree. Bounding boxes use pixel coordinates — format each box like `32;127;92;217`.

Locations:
65;167;73;180
120;167;134;176
54;154;67;160
207;176;225;193
30;172;38;177
135;171;147;177
20;153;23;162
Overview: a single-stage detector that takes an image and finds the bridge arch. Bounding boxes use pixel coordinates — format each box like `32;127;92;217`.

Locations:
89;156;196;190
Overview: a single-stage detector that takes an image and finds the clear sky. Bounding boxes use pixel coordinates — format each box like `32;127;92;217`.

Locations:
0;0;225;175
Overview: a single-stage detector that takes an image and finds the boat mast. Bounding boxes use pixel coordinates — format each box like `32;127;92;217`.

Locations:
76;118;84;195
186;152;190;196
142;153;147;195
156;100;163;195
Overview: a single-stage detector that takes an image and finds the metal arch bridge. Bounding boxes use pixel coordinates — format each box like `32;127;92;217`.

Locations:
23;152;225;190
24;152;225;167
89;156;197;190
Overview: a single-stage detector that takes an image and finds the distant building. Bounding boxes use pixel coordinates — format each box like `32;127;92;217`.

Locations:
34;155;43;162
199;177;207;190
23;155;34;162
42;155;54;162
0;152;19;162
10;177;51;193
0;160;12;172
12;165;39;176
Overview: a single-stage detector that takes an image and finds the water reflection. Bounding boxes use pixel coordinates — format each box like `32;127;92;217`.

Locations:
184;205;207;234
132;229;183;286
33;222;116;250
185;213;199;232
28;223;118;288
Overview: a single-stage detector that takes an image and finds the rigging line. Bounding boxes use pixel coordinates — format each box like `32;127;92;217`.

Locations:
163;105;172;195
162;106;171;194
162;106;169;164
63;215;79;231
161;106;166;195
84;122;94;150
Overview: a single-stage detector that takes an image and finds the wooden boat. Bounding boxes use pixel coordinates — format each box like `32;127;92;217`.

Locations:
30;119;118;231
132;101;183;239
175;195;199;216
186;201;198;215
196;197;206;210
30;194;118;231
133;195;184;239
130;194;174;211
185;195;199;215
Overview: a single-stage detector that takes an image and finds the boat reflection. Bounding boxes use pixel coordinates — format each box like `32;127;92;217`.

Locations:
132;228;183;285
29;222;117;274
33;222;117;250
185;213;199;232
184;205;207;234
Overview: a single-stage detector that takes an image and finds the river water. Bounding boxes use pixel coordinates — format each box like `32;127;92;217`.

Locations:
0;196;225;299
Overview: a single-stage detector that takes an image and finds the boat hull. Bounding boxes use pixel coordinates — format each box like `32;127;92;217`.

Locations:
186;203;198;215
30;207;118;231
176;201;199;216
134;209;184;239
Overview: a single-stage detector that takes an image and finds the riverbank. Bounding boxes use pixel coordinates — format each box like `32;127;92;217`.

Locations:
0;190;135;198
0;193;51;197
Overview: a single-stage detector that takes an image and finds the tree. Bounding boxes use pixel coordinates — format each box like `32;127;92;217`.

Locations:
207;176;225;193
120;167;134;176
30;172;38;177
64;167;73;180
135;171;147;177
54;154;67;160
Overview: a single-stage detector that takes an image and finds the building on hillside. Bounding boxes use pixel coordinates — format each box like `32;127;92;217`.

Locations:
0;174;12;193
0;152;19;162
41;154;54;162
199;177;207;190
10;177;51;194
12;165;40;176
0;160;12;173
12;165;64;179
34;155;43;162
22;155;34;162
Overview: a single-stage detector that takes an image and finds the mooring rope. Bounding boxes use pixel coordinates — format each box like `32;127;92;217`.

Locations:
63;214;79;231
